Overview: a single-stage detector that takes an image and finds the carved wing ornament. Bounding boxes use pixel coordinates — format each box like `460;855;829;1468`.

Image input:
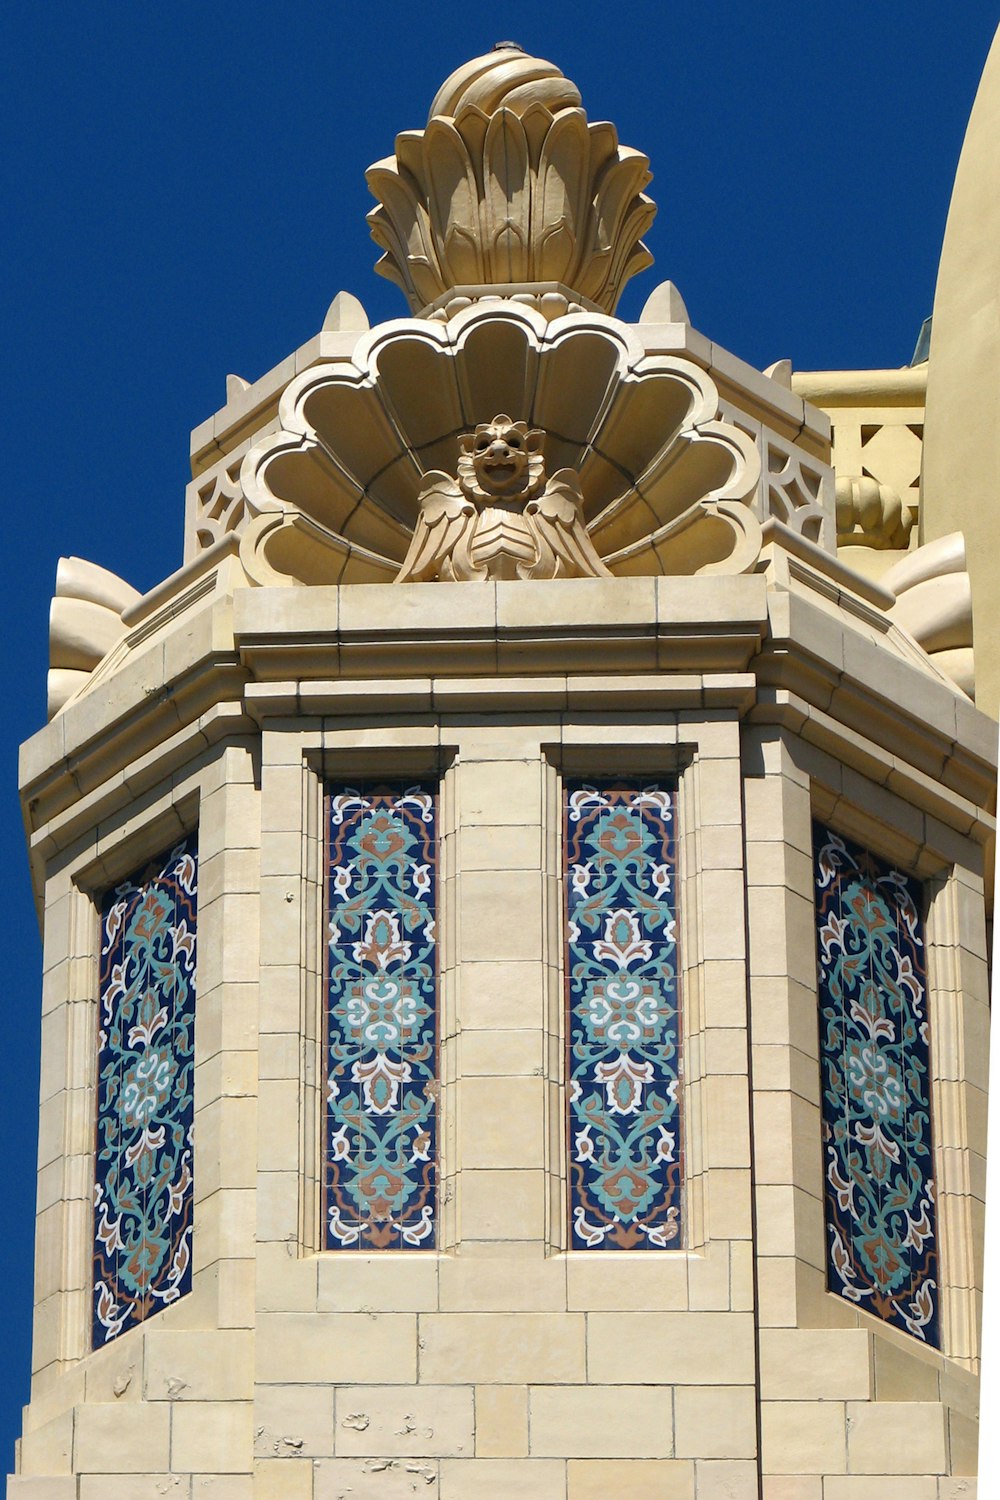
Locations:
239;303;762;587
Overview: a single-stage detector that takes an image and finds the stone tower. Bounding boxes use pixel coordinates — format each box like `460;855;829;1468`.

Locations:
9;42;993;1499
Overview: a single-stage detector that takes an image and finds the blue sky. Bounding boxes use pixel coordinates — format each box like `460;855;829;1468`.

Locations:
1;1;997;1476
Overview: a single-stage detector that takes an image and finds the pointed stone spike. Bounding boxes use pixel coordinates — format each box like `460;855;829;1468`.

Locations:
639;280;690;324
764;358;793;387
323;290;370;332
226;374;251;401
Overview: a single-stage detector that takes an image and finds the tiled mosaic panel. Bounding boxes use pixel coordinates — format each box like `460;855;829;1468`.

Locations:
94;836;198;1345
565;781;682;1249
813;822;938;1344
324;785;438;1250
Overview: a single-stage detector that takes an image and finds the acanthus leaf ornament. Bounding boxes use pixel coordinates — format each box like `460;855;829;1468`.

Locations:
365;44;655;317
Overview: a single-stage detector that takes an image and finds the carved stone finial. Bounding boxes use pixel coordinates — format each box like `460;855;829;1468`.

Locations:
366;47;655;316
492;40;524;51
394;414;611;583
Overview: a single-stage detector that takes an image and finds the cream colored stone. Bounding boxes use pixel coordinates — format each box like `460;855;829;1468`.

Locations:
475;1386;529;1458
530;1385;673;1458
459;871;543;961
459;1028;544;1075
256;1314;418;1385
6;1483;78;1499
567;1459;695;1499
437;1459;564;1499
438;1255;565;1312
948;1410;979;1475
144;1330;253;1402
565;1253;688;1311
703;1074;752;1167
253;1460;313;1500
16;1409;74;1478
192;1481;253;1499
194;1186;256;1266
74;1403;171;1472
687;1245;732;1313
704;1169;754;1241
419;1313;586;1384
255;1240;318;1312
846;1401;948;1474
674;1386;756;1459
171;1402;253;1472
759;1329;871;1400
78;1481;190;1500
588;1312;755;1384
458;1076;545;1169
759;1400;847;1473
873;1335;941;1402
459;1169;547;1242
316;1254;439;1313
454;961;546;1031
825;1482;937;1500
254;1384;334;1458
314;1458;438;1498
754;1184;826;1267
459;824;542;871
761;1482;821;1500
693;1459;758;1499
459;760;541;825
334;1386;473;1458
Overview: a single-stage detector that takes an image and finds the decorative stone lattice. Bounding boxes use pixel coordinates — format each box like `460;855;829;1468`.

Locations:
94;838;198;1344
192;458;247;551
764;432;830;544
324;785;438;1250
565;781;682;1250
813;822;938;1345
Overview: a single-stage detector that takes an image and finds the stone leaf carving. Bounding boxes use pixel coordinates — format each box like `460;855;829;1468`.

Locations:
365;44;655;315
240;302;761;587
396;414;610;581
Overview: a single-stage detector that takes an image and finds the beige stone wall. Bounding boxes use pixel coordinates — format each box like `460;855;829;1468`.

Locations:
9;569;992;1496
922;23;1000;717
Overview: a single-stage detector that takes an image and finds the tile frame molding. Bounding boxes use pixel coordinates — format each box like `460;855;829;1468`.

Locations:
743;721;987;1377
808;783;984;1370
254;713;755;1282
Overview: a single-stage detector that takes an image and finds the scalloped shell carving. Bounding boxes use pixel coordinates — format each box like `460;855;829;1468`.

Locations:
366;46;655;315
240;304;761;586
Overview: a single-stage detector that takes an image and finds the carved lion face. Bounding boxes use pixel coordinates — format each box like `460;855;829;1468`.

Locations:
457;414;545;501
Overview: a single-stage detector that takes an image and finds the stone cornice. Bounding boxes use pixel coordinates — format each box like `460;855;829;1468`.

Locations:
19;573;996;923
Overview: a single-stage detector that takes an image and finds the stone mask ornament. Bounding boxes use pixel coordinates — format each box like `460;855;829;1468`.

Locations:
395;414;610;582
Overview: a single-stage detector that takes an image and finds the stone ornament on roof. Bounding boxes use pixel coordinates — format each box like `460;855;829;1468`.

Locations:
238;303;763;588
365;42;655;318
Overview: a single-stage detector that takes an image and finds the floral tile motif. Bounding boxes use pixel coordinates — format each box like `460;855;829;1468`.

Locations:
93;836;197;1345
813;822;938;1344
324;785;438;1250
565;781;682;1249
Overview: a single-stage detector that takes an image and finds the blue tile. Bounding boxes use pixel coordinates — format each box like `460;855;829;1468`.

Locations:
93;835;197;1345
